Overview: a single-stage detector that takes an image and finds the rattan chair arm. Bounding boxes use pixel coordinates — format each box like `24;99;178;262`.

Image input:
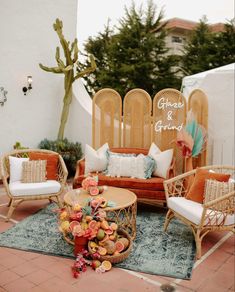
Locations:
203;190;235;209
58;155;68;184
75;157;85;177
164;168;196;186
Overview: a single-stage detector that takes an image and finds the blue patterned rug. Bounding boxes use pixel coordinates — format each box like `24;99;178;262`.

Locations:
0;204;195;279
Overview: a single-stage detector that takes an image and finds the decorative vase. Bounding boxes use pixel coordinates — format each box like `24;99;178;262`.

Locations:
74;236;88;256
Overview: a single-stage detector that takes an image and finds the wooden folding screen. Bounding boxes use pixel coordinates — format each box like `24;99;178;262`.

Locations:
153;89;186;174
92;87;208;172
188;89;208;167
92;89;122;149
123;89;152;148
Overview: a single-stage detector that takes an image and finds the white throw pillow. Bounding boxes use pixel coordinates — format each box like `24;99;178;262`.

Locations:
9;156;29;183
85;143;109;174
148;143;173;179
148;142;161;156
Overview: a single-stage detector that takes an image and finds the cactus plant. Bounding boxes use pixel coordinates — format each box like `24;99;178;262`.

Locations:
39;18;96;140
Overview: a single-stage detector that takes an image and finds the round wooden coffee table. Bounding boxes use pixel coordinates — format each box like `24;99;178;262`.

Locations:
64;186;137;239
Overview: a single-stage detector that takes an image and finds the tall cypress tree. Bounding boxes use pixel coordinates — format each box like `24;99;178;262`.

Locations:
181;19;216;75
213;20;235;67
181;18;235;75
80;0;181;98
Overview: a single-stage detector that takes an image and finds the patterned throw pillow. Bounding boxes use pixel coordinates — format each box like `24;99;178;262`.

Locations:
22;160;47;183
204;179;235;204
107;153;155;179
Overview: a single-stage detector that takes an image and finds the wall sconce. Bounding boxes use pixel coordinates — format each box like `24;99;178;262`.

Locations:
0;87;8;106
22;76;33;95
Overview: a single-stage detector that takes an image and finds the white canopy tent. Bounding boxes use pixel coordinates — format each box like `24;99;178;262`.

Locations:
182;63;235;166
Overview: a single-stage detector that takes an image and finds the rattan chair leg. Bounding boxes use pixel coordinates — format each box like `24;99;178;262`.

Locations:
164;209;174;231
195;230;202;259
6;200;16;222
56;195;63;208
7;198;12;207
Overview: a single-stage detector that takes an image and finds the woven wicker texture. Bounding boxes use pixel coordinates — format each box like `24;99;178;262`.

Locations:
153;88;186;175
92;88;122;149
89;229;133;264
164;165;235;259
204;179;235;206
92;88;209;172
123;89;152;148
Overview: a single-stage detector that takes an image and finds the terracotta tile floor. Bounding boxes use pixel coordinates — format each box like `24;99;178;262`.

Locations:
0;185;234;292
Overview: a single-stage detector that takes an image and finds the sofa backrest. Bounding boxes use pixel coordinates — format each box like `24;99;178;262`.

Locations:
110;148;148;155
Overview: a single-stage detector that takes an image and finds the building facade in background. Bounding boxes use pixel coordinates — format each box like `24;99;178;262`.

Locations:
165;18;224;55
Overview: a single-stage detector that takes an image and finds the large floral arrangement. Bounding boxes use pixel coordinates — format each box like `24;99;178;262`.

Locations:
59;196;130;278
59;196;108;240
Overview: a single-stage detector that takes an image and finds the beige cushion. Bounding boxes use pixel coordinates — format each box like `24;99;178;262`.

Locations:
204;179;235;204
168;197;235;226
22;160;47;183
9;180;61;196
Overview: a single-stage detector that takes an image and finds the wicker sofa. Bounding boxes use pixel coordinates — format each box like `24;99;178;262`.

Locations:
73;148;175;206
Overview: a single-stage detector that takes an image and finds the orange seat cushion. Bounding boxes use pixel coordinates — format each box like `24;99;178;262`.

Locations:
186;168;230;203
29;152;59;180
75;173;165;191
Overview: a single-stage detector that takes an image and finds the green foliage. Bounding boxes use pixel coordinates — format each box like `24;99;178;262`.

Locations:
212;20;235;67
79;0;181;98
38;138;83;177
182;19;235;75
13;141;28;150
13;142;28;158
39;18;96;140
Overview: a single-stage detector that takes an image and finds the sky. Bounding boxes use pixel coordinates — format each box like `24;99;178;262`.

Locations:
77;0;234;49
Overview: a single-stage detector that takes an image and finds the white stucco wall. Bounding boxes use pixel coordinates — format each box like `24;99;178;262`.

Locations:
66;79;92;152
0;0;78;155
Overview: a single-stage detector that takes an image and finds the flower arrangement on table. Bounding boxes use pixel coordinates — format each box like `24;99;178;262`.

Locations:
81;175;107;196
59;196;130;278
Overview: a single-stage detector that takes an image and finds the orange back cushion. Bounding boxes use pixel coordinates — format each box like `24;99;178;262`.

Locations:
110;148;148;155
186;168;230;203
29;152;59;180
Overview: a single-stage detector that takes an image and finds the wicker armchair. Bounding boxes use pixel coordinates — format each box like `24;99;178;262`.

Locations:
163;165;235;259
0;149;68;221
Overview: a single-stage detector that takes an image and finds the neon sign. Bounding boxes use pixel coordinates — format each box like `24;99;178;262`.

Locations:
154;97;184;132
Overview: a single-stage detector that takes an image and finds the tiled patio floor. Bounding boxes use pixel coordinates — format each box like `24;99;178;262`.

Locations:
0;185;234;292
